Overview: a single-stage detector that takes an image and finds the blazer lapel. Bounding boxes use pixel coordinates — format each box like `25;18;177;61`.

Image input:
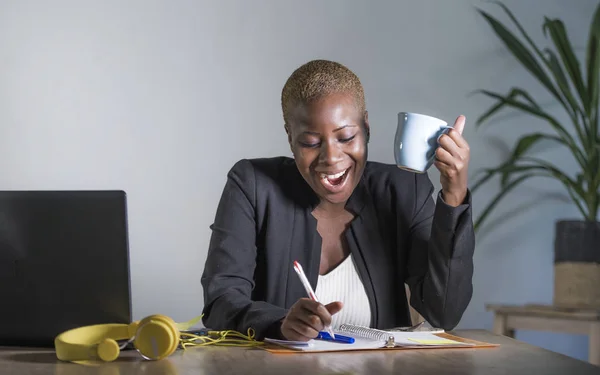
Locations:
348;204;381;328
284;164;321;308
285;207;321;308
346;177;392;329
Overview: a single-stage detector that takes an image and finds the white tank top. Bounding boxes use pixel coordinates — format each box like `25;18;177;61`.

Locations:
314;254;372;330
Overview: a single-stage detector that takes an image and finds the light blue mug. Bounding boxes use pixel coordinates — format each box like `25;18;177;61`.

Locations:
394;112;453;173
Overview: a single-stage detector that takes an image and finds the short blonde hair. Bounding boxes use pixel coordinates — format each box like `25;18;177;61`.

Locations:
281;59;365;125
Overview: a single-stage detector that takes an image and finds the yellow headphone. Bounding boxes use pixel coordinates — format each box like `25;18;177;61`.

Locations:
55;314;185;363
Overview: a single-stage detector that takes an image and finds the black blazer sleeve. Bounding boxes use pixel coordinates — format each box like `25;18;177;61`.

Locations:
200;160;288;339
404;172;475;330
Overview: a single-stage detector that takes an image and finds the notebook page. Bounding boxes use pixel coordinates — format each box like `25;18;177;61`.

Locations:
338;324;474;347
390;331;474;346
264;334;384;352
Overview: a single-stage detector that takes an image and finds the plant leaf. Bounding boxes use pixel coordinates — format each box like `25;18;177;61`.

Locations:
474;3;599;224
474;173;538;231
475;87;540;127
512;133;560;157
543;48;570;92
478;9;561;101
521;156;586;199
541;47;590;153
588;36;599;132
586;3;600;135
565;183;591;221
471;162;548;192
474;167;590;230
499;164;546;188
488;1;577;118
543;17;588;114
590;143;600;189
489;1;543;55
471;163;519;192
476;90;585;165
543;48;582;117
471;169;496;193
500;133;565;186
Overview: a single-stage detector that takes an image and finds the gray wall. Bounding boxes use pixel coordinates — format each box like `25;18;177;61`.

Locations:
0;0;595;362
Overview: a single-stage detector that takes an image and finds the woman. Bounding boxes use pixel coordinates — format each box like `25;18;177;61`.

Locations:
201;59;474;341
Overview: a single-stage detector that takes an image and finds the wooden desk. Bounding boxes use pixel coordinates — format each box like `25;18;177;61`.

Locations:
2;330;599;375
486;304;600;366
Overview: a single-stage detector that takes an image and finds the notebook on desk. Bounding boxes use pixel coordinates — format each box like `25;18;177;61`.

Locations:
263;323;498;353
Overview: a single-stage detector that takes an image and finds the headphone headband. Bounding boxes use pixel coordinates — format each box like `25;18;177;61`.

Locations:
55;315;179;363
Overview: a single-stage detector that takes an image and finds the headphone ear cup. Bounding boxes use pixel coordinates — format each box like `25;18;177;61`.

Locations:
55;323;131;363
97;338;120;362
134;315;179;360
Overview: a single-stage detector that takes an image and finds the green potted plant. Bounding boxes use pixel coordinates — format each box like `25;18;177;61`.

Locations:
473;1;600;308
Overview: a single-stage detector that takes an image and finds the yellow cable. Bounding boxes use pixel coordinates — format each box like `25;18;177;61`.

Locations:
178;328;264;350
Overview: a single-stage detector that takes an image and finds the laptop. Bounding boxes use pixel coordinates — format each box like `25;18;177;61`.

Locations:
0;190;132;347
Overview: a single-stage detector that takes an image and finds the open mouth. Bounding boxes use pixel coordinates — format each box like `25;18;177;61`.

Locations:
319;167;350;190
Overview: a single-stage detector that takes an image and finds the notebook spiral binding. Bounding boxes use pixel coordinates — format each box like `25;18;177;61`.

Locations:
338;324;390;342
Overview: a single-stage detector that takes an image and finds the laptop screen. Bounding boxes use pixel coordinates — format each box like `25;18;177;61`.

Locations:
0;190;131;346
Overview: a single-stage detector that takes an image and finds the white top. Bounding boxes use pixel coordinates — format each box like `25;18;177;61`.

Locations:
314;254;372;330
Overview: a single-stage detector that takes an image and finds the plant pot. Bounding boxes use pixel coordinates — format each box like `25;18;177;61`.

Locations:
553;220;600;309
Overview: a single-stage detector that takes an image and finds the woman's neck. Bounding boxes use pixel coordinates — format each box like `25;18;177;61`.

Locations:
313;200;348;219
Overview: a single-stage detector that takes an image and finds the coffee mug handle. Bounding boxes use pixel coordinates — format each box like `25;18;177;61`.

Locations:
427;125;455;164
436;125;454;142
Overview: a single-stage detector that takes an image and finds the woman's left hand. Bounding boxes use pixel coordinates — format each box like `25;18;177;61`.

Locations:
434;115;470;207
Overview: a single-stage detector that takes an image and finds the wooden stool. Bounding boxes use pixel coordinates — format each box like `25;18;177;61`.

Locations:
486;303;600;366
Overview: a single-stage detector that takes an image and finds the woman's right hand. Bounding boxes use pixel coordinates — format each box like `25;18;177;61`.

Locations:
280;298;343;341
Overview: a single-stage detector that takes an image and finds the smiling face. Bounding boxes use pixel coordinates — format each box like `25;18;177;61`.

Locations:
286;92;370;208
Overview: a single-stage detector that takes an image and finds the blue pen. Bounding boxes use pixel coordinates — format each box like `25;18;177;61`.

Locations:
317;331;355;344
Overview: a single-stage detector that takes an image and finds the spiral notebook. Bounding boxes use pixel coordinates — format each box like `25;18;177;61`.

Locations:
264;324;498;353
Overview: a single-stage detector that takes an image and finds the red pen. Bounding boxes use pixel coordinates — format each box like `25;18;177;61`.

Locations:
293;260;336;339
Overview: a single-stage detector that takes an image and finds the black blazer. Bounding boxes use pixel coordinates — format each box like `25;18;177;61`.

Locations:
201;157;475;339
